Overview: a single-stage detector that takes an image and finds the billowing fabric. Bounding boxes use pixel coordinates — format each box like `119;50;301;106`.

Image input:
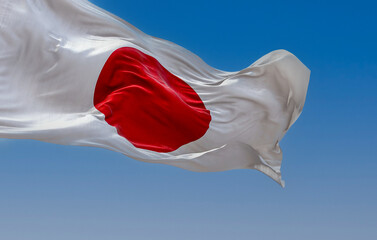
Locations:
0;0;310;186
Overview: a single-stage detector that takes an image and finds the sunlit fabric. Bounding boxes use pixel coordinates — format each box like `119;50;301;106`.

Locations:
0;0;310;186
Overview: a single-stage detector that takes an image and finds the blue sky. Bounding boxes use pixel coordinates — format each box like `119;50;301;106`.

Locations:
1;0;376;239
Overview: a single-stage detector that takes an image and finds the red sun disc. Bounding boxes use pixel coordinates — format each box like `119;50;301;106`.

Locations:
94;47;211;153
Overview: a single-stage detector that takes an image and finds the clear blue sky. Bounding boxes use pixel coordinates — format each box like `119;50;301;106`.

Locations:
1;0;376;239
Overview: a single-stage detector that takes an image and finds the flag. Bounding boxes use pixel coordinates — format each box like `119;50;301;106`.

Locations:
0;0;310;186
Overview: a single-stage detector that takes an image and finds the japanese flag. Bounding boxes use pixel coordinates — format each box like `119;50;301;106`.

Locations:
0;0;310;186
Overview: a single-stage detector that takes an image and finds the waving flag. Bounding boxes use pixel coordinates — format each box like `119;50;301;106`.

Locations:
0;0;310;186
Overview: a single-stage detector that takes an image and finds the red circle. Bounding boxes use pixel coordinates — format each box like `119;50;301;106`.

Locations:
94;47;211;152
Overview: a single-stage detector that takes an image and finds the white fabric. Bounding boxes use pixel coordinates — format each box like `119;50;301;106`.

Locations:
0;0;310;186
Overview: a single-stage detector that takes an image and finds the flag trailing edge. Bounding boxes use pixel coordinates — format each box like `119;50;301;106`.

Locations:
0;0;310;186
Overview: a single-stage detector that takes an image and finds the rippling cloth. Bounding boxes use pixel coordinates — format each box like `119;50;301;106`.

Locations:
0;0;310;186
